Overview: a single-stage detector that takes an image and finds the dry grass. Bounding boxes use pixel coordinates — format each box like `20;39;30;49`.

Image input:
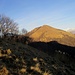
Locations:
33;57;38;62
7;49;11;55
43;71;52;75
0;67;9;75
20;68;26;73
31;63;42;73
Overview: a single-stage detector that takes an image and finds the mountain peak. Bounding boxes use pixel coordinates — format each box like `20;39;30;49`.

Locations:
42;25;51;27
41;25;54;29
26;25;75;46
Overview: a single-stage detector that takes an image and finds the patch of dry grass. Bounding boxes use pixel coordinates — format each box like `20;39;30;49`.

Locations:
43;71;52;75
0;67;9;75
31;63;42;73
20;68;26;73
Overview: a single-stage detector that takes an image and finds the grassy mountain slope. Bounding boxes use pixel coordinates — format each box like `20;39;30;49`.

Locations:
26;25;75;46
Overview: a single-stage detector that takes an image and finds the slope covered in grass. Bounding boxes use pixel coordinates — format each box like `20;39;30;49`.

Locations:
0;38;75;75
26;25;75;46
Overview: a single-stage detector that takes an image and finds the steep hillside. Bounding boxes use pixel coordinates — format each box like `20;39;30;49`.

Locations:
26;25;75;46
0;38;75;75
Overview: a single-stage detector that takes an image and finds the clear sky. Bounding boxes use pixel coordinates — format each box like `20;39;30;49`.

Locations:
0;0;75;31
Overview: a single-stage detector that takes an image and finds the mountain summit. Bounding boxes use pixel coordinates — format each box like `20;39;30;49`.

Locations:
26;25;75;46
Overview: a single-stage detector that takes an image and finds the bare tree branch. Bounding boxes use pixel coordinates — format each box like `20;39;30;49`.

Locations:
0;14;19;34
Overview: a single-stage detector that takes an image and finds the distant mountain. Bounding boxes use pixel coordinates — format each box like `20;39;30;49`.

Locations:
66;28;75;34
26;25;75;46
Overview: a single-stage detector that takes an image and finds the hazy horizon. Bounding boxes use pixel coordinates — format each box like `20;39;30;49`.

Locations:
0;0;75;31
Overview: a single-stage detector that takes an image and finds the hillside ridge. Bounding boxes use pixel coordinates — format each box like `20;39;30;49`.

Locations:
26;25;75;46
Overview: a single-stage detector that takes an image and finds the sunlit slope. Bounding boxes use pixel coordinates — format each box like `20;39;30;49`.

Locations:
26;25;75;46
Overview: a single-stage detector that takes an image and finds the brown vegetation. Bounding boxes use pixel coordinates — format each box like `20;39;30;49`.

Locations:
26;25;75;46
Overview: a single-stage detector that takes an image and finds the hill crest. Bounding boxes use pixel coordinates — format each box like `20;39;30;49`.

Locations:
26;25;75;46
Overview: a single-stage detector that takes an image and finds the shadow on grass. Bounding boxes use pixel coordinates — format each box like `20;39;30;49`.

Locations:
28;41;75;58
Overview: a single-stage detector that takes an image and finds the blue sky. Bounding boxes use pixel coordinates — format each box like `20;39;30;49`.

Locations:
0;0;75;31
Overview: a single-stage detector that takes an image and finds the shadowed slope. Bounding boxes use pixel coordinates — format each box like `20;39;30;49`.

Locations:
0;38;75;75
28;41;75;57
